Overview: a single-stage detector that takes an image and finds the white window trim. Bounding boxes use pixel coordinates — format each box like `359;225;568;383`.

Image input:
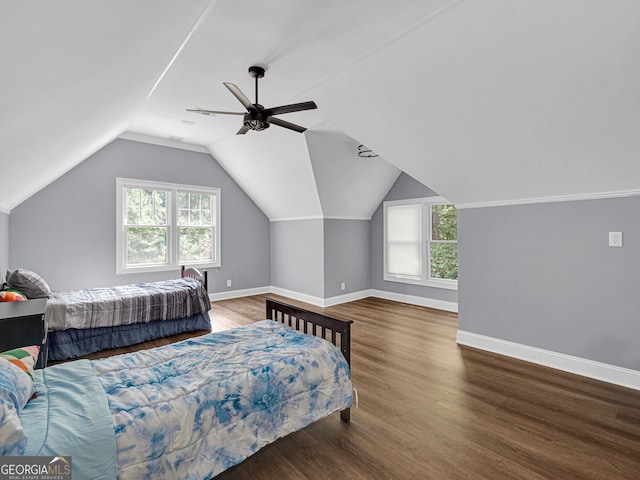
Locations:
116;177;221;274
383;196;458;290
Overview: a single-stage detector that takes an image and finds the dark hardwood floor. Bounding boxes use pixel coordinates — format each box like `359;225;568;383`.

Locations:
75;295;640;479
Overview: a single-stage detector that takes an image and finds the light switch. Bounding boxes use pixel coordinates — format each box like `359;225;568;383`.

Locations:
609;232;623;247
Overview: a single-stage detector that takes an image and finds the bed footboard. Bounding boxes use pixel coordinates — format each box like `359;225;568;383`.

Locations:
265;298;353;422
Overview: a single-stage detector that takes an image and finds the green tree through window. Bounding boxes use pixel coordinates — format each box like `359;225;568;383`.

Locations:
117;178;220;273
384;197;458;289
430;204;457;280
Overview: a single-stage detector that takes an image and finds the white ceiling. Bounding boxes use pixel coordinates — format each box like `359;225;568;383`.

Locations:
2;0;640;216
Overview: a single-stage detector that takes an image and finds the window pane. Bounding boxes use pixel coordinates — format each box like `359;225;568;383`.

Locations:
126;227;168;265
154;190;167;224
386;204;422;276
387;204;421;242
178;208;189;225
431;204;457;241
125;188;167;226
179;227;214;262
126;188;141;225
430;243;458;280
388;243;422;276
178;192;188;209
201;208;211;225
178;192;213;227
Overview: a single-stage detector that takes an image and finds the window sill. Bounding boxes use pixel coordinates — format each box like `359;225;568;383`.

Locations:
117;262;219;275
383;274;458;291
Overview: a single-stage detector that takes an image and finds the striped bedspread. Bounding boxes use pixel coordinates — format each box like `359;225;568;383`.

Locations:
45;278;210;332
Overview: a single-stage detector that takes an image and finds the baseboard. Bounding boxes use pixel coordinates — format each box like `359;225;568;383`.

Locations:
211;285;458;312
456;330;640;391
370;289;458;313
210;286;271;302
268;287;328;307
323;290;372;307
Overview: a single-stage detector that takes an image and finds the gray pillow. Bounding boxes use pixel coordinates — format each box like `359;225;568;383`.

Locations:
6;269;51;299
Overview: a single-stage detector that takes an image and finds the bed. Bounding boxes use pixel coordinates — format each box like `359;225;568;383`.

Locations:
0;298;353;480
44;267;211;362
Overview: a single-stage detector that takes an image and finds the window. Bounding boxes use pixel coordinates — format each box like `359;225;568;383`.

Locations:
116;178;220;273
383;197;457;289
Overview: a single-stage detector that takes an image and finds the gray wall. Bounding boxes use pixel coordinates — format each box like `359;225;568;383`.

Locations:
458;197;640;370
270;218;370;299
324;219;370;298
9;139;270;293
270;219;324;298
370;173;459;304
0;212;8;283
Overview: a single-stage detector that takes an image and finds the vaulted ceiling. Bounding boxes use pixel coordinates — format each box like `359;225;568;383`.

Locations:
2;0;639;217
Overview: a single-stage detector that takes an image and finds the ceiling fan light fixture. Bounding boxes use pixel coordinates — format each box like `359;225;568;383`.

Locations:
243;118;269;131
243;108;269;131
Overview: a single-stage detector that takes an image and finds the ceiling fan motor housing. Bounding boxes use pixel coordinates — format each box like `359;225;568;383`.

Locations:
243;106;269;131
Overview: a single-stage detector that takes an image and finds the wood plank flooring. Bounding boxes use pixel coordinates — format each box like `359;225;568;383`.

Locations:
75;295;640;479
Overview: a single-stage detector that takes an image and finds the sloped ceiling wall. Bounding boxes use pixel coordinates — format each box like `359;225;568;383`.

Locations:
305;125;400;219
0;0;212;212
2;1;640;216
320;0;640;207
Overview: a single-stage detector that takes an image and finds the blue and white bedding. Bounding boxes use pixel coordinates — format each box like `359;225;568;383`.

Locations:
45;277;210;331
19;321;353;480
21;360;118;479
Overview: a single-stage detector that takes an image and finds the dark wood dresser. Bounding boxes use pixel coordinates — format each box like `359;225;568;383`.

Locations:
0;298;48;368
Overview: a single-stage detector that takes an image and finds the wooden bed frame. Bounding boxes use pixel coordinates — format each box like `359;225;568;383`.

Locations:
181;265;208;291
265;297;353;422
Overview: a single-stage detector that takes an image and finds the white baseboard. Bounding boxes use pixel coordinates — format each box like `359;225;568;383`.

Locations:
323;290;372;307
267;287;370;307
370;289;458;312
456;330;640;391
268;287;327;307
210;286;271;302
210;286;458;312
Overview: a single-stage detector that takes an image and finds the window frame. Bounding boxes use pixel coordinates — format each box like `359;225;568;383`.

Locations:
116;178;221;274
383;196;458;290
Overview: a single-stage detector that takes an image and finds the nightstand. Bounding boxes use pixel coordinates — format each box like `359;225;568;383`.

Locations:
0;298;48;368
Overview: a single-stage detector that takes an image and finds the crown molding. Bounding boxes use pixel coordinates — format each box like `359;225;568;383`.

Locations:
456;189;640;210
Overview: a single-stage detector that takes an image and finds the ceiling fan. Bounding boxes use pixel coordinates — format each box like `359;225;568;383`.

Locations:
186;65;317;134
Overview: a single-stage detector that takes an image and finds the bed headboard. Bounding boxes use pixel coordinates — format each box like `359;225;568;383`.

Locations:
265;298;353;367
181;266;208;292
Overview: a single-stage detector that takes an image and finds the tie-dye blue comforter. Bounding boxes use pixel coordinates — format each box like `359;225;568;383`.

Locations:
91;320;353;479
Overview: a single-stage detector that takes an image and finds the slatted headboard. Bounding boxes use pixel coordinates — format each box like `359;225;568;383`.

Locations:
181;266;208;292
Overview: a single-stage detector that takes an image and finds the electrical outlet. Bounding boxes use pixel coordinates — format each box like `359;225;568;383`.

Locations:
341;282;346;291
226;280;232;287
609;232;623;247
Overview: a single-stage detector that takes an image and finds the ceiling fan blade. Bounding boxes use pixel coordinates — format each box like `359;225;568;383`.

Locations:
186;108;245;116
223;82;254;111
236;125;250;135
267;101;317;116
269;117;307;133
